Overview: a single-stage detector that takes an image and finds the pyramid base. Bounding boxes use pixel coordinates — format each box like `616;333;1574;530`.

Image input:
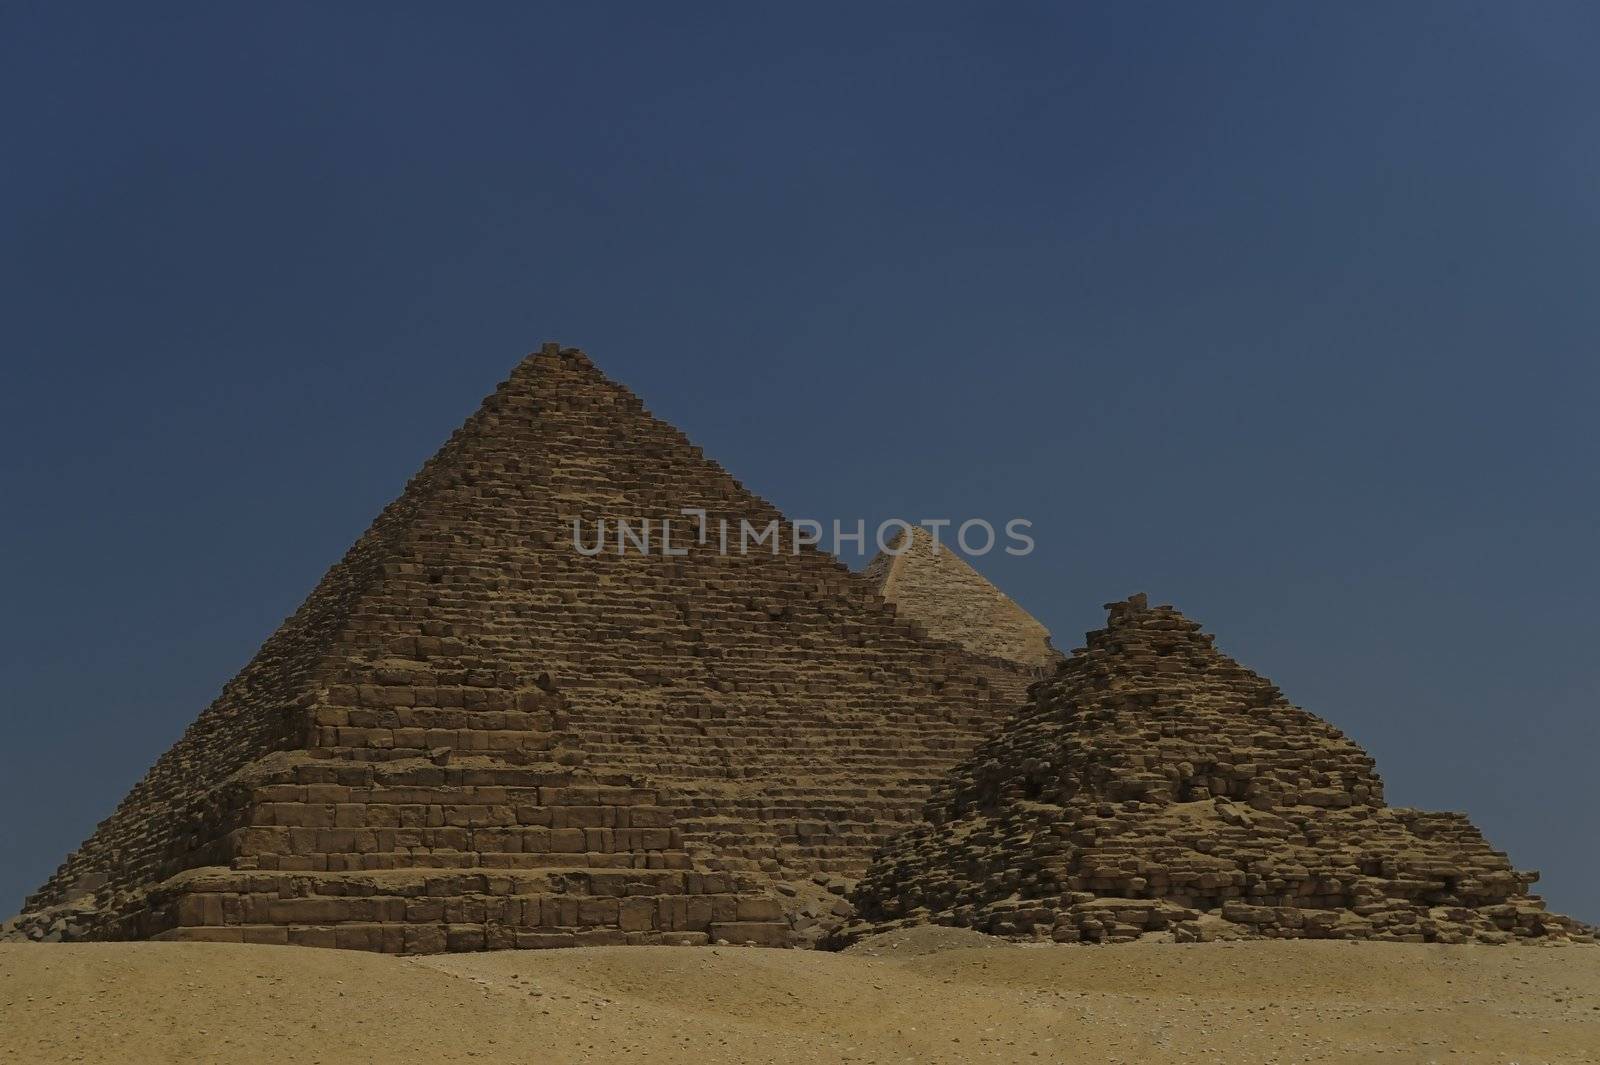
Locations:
836;890;1594;947
13;865;790;952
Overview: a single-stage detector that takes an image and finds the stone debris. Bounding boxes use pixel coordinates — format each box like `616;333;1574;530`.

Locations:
841;923;1012;958
837;594;1593;947
7;344;1038;951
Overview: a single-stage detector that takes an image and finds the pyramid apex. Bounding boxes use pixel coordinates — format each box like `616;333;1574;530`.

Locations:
503;343;600;393
1100;593;1207;634
1103;592;1150;622
523;341;593;367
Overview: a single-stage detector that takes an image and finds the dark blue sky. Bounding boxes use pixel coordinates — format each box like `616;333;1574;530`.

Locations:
2;3;1596;922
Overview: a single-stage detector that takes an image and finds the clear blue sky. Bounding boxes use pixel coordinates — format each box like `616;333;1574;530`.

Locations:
2;3;1596;923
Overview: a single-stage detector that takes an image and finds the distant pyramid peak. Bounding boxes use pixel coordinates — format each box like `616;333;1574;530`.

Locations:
862;526;1061;671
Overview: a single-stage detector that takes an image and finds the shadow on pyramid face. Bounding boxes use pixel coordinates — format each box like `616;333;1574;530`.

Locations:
10;345;1046;952
836;594;1592;949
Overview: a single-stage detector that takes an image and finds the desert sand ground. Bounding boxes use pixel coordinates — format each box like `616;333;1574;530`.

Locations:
3;929;1597;1064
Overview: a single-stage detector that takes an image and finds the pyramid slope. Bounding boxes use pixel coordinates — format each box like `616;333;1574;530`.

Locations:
840;594;1591;946
24;385;494;915
15;345;1033;949
862;527;1061;670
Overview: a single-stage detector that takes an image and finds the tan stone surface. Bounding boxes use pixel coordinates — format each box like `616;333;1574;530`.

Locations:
11;345;1036;951
862;526;1062;670
3;939;1599;1063
841;594;1592;947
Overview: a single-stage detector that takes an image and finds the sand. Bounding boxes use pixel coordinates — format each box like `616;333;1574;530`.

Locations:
3;932;1598;1064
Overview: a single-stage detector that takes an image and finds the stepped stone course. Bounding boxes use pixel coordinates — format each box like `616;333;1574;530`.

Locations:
861;527;1062;671
11;344;1036;951
838;594;1592;947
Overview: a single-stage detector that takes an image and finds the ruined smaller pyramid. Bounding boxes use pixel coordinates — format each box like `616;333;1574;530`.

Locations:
839;594;1592;946
861;526;1061;671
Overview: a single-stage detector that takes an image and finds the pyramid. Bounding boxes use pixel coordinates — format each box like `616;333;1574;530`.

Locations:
839;594;1592;946
861;526;1062;671
12;345;1035;951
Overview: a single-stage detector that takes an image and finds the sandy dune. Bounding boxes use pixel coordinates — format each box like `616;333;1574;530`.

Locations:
3;932;1598;1064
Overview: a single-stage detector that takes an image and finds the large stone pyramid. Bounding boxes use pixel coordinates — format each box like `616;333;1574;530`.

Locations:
840;594;1591;946
861;526;1062;671
12;345;1034;951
